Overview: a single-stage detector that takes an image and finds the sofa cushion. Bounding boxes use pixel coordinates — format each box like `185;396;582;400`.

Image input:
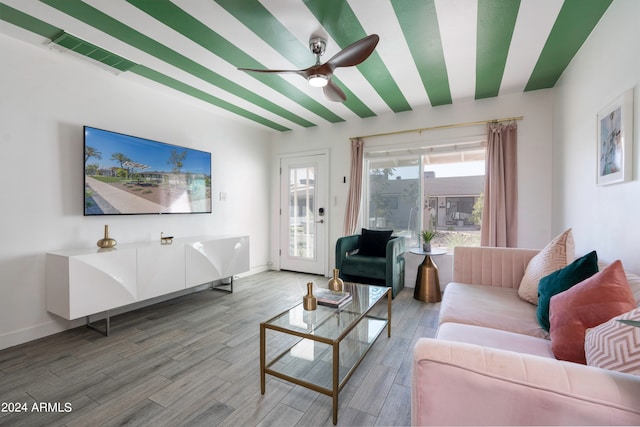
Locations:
549;260;637;364
453;246;539;289
358;228;392;257
437;322;554;358
412;338;640;427
518;228;575;305
340;255;387;280
536;251;599;332
439;282;548;339
627;271;640;305
585;307;640;375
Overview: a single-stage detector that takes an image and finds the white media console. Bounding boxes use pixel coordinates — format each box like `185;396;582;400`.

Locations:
46;235;249;334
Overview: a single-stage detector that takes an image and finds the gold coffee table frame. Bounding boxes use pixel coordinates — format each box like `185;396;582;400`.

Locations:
260;283;391;425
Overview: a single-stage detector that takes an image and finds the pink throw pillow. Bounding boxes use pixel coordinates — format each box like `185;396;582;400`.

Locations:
549;260;636;364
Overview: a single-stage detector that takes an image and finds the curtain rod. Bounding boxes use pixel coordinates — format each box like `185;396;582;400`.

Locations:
350;115;523;141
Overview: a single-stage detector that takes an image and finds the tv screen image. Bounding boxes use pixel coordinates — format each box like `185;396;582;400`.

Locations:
84;126;212;215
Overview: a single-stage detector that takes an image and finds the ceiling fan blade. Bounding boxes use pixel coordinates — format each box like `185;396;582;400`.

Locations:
323;79;346;102
326;34;379;69
238;67;304;76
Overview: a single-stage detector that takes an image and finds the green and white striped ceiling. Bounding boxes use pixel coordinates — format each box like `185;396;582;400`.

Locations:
1;0;612;132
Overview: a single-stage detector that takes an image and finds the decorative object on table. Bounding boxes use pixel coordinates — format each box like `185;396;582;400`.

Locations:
160;232;174;244
597;88;633;185
315;288;352;309
411;248;447;303
303;282;317;311
96;224;117;248
421;229;437;253
327;268;344;292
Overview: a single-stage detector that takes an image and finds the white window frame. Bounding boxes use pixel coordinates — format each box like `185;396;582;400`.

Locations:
362;134;486;247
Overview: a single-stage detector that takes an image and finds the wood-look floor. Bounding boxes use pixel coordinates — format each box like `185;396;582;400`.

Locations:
0;271;439;427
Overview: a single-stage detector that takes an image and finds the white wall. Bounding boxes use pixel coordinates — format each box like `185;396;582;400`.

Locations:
271;89;555;285
0;34;273;350
552;0;640;273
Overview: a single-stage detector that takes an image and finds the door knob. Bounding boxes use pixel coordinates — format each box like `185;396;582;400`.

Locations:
316;219;324;224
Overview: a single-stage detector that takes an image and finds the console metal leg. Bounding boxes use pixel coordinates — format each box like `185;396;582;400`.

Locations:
86;312;110;336
211;276;233;293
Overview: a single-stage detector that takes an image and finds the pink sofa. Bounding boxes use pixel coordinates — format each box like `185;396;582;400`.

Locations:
412;246;640;426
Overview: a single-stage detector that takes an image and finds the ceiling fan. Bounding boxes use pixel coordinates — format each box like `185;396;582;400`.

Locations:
238;34;379;102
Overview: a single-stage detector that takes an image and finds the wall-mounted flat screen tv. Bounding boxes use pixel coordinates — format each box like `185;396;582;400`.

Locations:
84;126;212;215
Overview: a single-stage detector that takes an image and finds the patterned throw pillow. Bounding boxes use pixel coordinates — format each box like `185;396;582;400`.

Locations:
518;229;575;305
549;261;637;364
585;307;640;375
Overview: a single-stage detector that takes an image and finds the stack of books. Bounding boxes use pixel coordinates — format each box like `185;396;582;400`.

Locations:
315;289;352;309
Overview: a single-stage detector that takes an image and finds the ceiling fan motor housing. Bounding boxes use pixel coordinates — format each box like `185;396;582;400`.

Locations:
309;37;327;57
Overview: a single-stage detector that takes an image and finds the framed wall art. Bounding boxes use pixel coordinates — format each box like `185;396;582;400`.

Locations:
597;88;634;185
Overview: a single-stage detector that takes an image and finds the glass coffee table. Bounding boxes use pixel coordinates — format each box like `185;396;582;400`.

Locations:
260;282;392;425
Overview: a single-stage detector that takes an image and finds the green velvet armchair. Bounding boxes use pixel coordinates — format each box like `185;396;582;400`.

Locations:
335;233;406;298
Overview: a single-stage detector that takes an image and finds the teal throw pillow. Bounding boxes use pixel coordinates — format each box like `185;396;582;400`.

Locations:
536;250;599;332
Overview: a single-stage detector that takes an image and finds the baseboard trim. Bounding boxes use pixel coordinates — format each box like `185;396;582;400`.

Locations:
0;318;77;351
0;269;267;351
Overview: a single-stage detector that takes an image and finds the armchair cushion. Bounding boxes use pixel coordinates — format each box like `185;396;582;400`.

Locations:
341;255;387;280
358;228;393;257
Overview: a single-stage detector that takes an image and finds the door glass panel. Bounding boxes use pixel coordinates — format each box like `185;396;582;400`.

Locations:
288;165;315;259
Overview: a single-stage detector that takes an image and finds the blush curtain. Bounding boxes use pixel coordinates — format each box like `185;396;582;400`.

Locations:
481;122;518;247
344;138;365;235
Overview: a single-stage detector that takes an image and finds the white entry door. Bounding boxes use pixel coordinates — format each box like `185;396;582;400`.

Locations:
279;153;328;275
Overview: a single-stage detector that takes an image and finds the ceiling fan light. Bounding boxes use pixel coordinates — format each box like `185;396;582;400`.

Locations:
308;74;328;87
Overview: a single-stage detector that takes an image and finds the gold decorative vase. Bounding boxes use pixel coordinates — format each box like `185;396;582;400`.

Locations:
303;282;317;311
97;224;117;249
328;268;344;292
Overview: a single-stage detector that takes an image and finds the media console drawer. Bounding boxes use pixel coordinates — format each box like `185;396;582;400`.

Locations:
46;235;249;321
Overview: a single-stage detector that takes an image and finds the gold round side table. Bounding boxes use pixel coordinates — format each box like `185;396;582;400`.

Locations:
410;248;447;303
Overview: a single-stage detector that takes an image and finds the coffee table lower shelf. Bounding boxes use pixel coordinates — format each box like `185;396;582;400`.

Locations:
259;286;391;425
